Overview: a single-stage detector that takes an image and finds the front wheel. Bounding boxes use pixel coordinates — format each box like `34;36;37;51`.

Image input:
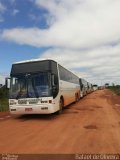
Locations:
58;98;64;114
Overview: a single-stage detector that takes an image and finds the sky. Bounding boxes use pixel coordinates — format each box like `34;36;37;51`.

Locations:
0;0;120;85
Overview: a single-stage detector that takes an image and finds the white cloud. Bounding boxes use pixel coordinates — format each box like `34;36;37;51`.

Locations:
1;0;120;85
12;9;19;16
2;0;120;49
0;74;7;85
39;44;120;85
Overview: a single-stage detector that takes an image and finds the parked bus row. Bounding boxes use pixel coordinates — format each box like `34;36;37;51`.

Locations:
79;78;93;98
7;59;95;115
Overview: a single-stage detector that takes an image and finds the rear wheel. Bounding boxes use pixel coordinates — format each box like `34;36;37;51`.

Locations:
80;91;83;98
75;93;79;102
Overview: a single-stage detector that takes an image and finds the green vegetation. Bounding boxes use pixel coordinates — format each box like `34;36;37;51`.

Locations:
0;86;9;112
108;85;120;95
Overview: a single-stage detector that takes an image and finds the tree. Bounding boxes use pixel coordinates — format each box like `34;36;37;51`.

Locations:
105;83;109;87
0;86;9;99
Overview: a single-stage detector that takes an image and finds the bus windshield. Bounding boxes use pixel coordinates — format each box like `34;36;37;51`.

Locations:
9;73;52;99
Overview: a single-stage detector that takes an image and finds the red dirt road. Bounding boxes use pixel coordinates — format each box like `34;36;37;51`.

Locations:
0;89;120;154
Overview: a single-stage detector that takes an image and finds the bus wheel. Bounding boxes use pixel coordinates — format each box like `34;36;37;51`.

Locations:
75;93;79;102
80;92;83;98
58;98;64;114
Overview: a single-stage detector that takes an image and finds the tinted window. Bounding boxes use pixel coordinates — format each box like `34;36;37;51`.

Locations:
58;65;79;84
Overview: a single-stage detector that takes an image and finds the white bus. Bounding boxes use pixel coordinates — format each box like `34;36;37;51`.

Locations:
87;82;93;93
9;59;80;114
79;78;88;97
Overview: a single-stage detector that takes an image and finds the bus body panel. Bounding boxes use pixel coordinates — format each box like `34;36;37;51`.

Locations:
58;80;80;106
87;82;93;93
79;78;88;97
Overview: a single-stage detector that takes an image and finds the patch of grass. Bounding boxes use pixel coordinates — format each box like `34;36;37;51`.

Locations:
0;98;9;112
0;86;9;112
108;86;120;95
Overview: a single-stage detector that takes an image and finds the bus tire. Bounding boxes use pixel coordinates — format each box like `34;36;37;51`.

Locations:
80;91;84;98
58;98;64;114
75;93;79;102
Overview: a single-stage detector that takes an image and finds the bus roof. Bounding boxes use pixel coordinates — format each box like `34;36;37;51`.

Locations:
12;58;81;79
14;58;52;64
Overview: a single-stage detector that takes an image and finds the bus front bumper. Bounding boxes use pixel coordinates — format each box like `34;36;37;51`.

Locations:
9;104;58;114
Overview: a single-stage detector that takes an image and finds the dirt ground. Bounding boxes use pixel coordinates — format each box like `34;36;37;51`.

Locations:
0;112;10;118
0;89;120;154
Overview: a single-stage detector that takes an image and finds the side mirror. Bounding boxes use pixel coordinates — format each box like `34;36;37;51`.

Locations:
5;77;10;89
